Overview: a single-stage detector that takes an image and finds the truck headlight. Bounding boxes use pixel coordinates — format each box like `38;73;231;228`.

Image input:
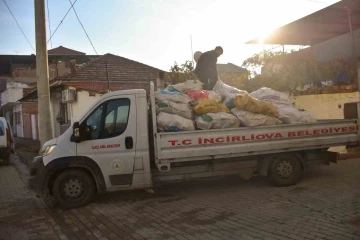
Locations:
39;144;56;156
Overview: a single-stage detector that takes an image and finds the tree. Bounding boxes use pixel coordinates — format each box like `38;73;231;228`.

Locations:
167;61;198;85
218;72;249;90
168;61;250;90
242;51;288;78
241;50;357;94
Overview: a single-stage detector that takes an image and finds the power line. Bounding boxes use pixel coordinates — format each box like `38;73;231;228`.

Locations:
46;0;53;48
2;0;35;51
47;0;78;44
68;0;98;55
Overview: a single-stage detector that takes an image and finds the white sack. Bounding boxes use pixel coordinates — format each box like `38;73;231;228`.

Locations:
157;112;195;132
299;111;316;123
156;100;193;119
213;80;247;98
196;112;240;130
250;87;293;107
251;87;301;123
166;80;203;93
155;90;191;103
231;108;282;127
275;106;301;124
208;91;222;102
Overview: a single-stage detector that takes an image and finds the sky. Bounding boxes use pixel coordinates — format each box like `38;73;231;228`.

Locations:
0;0;339;71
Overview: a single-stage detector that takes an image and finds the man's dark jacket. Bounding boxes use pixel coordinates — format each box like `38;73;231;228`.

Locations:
194;50;218;80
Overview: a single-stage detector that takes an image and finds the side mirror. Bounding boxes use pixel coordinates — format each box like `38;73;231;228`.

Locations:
72;122;81;143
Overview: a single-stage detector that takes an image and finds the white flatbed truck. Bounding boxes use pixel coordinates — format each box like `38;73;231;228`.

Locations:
28;82;360;208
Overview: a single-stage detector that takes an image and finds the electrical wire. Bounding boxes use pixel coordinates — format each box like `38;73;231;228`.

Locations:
68;0;98;55
46;0;53;48
47;0;78;44
2;0;35;51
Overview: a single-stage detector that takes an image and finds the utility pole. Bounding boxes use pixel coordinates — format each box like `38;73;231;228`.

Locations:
34;0;53;145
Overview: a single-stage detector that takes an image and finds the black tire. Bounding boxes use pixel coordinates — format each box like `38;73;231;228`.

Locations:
268;155;302;187
53;169;96;209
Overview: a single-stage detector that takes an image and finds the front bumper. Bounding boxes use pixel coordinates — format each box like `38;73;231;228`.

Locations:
28;156;46;197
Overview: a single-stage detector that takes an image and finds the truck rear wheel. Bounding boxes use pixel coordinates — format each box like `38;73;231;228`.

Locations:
268;155;302;187
53;169;96;209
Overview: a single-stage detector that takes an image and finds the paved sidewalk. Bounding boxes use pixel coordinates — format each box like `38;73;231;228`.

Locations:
1;155;360;240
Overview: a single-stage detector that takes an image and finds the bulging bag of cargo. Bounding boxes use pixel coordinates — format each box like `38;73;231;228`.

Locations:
232;108;282;127
234;93;279;118
156;100;193;119
223;96;236;109
194;99;230;115
276;106;301;124
213;80;247;98
157;112;195;132
166;80;203;93
196;112;240;130
187;90;209;100
208;91;222;102
250;87;301;123
250;87;293;107
155;90;191;103
298;111;316;123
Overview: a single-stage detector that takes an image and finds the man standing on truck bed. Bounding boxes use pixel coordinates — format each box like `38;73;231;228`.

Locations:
194;46;223;90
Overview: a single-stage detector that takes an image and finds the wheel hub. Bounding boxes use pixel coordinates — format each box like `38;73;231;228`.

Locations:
63;179;84;199
277;160;293;178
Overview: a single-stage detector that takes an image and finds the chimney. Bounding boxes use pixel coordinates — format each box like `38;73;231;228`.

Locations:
157;71;165;90
70;56;76;77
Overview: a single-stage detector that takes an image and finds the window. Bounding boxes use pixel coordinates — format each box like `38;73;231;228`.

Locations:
104;99;130;138
84;105;104;140
81;98;130;141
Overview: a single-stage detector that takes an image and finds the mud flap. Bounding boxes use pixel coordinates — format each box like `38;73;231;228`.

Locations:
328;151;339;164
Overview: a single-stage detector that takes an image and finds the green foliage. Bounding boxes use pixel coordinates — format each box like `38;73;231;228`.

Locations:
219;72;250;90
242;51;290;77
168;61;197;84
169;60;251;90
241;50;357;94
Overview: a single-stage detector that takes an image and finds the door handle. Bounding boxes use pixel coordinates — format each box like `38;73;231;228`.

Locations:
125;136;133;149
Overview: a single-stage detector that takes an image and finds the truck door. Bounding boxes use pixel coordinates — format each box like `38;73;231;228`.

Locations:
76;95;137;189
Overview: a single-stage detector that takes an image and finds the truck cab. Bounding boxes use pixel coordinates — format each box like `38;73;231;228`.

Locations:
29;89;152;208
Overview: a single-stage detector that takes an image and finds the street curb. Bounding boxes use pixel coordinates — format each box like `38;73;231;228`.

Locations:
11;154;30;186
16;150;32;167
338;152;360;160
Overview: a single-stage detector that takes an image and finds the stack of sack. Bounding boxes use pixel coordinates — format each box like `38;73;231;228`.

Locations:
250;87;316;123
213;81;282;127
155;80;199;132
155;79;316;132
155;80;239;132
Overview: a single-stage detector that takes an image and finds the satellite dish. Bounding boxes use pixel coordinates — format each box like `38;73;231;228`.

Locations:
194;51;202;63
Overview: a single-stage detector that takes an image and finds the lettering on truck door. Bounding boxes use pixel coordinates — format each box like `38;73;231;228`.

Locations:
76;95;137;189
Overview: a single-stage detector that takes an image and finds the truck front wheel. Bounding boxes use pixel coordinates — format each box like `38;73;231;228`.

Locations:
53;169;96;209
268;155;302;187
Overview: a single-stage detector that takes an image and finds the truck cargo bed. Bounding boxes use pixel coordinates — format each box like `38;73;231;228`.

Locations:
156;120;358;162
149;83;359;164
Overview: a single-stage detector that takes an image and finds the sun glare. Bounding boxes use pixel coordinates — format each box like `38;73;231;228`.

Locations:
258;30;272;45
